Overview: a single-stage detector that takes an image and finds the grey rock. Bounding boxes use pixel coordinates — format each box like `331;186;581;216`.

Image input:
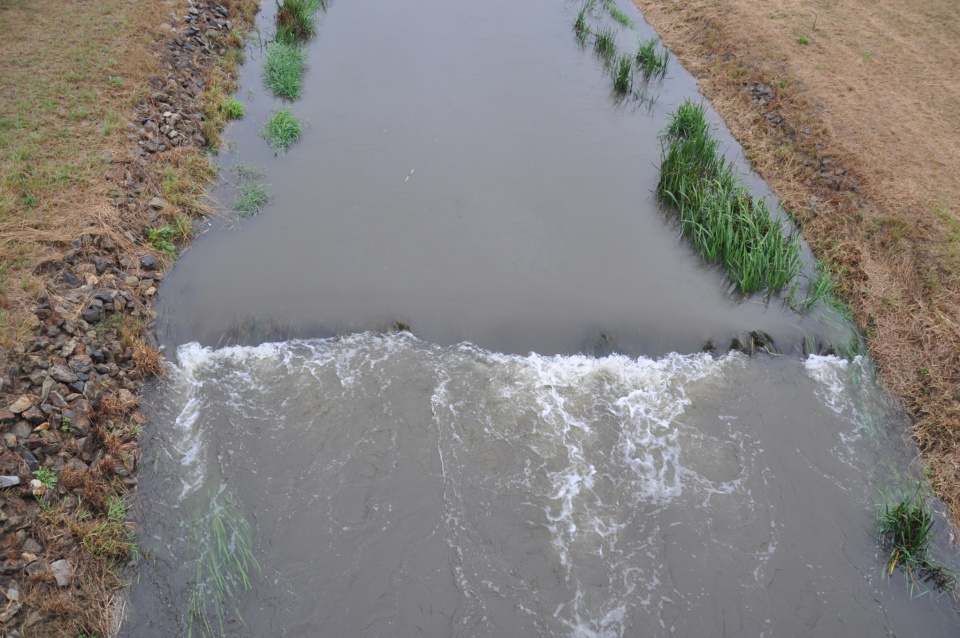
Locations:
140;255;158;270
50;560;72;587
82;306;102;323
0;476;20;488
49;364;79;384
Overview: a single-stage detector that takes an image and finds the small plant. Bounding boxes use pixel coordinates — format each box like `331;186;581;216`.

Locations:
603;1;634;28
147;226;179;255
107;76;124;87
796;35;810;45
635;37;669;80
275;0;316;40
261;108;302;153
574;5;589;39
593;26;618;62
233;182;271;216
186;497;261;638
877;484;957;598
264;41;306;99
33;468;58;490
219;96;246;120
76;496;139;561
612;53;633;95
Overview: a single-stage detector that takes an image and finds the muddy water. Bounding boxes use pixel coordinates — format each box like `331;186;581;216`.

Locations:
126;335;959;636
126;0;960;635
155;0;833;358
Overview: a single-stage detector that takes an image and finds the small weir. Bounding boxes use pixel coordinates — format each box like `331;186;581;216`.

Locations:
124;0;960;635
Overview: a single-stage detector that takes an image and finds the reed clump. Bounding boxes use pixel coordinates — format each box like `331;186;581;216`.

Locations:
261;107;302;153
877;484;957;598
658;100;802;295
186;497;261;638
635;37;669;80
264;41;306;99
593;26;618;62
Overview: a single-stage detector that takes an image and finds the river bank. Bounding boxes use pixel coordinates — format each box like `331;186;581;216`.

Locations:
631;0;960;525
0;0;256;633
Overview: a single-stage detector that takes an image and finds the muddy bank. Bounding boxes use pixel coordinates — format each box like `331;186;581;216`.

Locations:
0;1;255;634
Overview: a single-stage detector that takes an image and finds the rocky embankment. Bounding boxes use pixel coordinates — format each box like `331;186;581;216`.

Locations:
0;2;250;634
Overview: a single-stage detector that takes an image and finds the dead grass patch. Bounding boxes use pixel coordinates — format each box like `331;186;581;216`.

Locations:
633;0;960;525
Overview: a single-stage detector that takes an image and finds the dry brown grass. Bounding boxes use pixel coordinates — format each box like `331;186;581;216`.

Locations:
633;0;960;524
0;0;259;634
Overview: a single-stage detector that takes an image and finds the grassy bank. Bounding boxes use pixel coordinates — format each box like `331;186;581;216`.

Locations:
631;0;960;526
0;0;258;634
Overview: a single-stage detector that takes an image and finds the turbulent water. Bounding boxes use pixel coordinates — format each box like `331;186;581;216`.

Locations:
124;333;959;636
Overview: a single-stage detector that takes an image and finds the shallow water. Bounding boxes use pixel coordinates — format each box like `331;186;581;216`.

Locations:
155;0;834;358
126;0;960;635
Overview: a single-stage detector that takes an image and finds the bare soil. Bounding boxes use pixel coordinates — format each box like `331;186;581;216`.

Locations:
631;0;960;523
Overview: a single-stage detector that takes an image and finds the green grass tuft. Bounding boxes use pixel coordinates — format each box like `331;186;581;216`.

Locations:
635;37;669;80
593;26;618;62
612;53;633;95
233;182;271;216
603;1;634;28
186;496;261;638
264;41;306;100
261;108;302;153
666;100;710;140
877;484;957;598
219;96;246;120
574;5;589;39
658;99;803;295
275;0;316;41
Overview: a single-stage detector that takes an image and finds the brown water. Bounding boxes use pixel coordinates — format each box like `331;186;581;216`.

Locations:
155;0;832;358
125;0;960;635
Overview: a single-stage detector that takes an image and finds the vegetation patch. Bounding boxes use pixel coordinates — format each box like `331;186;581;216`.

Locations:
219;96;247;120
658;100;802;295
264;41;307;100
261;108;303;153
603;1;634;28
276;0;318;41
186;496;261;638
612;53;634;95
635;37;669;80
233;182;271;216
877;485;957;599
593;26;619;62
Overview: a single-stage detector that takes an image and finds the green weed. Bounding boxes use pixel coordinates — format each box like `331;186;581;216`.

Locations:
658;99;803;295
666;99;709;140
635;37;669;80
796;35;810;45
186;496;261;638
261;108;302;153
219;96;246;120
275;0;316;40
574;5;589;39
233;182;271;216
612;53;633;95
147;226;179;255
603;1;634;28
877;484;957;599
593;27;618;62
33;467;58;490
264;41;306;100
80;496;139;562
